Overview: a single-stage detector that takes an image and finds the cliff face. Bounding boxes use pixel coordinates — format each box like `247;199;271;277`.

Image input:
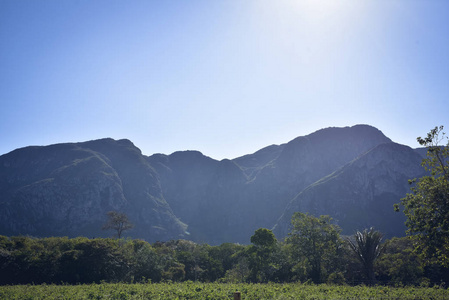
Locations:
229;125;393;242
148;125;395;243
273;142;426;238
147;152;248;244
0;125;426;244
0;139;186;241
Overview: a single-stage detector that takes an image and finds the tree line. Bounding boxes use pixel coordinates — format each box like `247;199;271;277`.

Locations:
0;126;447;286
0;228;446;286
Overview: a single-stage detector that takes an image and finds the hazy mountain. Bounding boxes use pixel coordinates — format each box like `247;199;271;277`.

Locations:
273;142;426;238
148;152;248;244
226;125;392;243
0;139;186;242
0;125;425;244
148;125;393;243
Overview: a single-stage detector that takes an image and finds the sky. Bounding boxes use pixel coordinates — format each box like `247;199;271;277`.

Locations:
1;0;448;160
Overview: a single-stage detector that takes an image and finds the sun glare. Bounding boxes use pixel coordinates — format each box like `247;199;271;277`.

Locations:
301;0;342;14
295;0;354;22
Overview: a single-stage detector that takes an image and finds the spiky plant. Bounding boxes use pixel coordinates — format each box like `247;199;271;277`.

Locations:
347;227;385;285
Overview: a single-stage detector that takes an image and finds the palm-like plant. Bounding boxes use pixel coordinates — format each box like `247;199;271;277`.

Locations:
347;227;385;285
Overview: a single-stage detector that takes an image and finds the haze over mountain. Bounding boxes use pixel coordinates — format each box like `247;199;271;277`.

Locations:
273;142;425;238
0;139;186;242
0;125;427;244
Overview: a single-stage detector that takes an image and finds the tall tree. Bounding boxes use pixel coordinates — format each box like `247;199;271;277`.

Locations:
395;126;449;267
286;212;342;283
247;228;277;282
347;227;385;285
102;211;134;239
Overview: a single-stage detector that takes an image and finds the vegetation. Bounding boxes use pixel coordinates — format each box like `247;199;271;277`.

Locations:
0;282;448;300
395;126;449;280
0;232;445;286
286;213;343;284
1;126;449;296
102;211;134;239
347;228;385;285
247;228;278;282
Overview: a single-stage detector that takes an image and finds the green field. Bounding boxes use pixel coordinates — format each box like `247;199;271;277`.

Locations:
0;283;448;300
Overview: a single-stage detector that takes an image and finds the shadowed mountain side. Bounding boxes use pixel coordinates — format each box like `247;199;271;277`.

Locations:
147;151;248;244
0;125;420;245
273;142;426;239
229;125;393;242
233;144;284;179
149;125;393;244
0;139;186;241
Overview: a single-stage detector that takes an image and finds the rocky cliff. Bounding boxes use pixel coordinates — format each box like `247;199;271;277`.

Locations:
0;139;186;242
272;142;426;238
147;125;395;243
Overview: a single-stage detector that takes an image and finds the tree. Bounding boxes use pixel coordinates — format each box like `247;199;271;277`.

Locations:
395;126;449;267
376;236;424;286
247;228;277;282
102;211;134;239
251;228;277;249
126;239;162;283
347;227;385;285
286;212;342;283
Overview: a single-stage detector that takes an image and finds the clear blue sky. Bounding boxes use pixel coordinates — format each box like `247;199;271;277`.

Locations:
1;0;448;160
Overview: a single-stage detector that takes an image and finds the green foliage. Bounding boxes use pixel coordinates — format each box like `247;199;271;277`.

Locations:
221;257;250;283
250;228;277;248
0;229;446;286
376;236;424;286
396;126;449;267
124;239;163;283
247;228;278;282
1;282;448;300
286;212;343;284
0;236;166;284
347;228;385;285
327;272;346;285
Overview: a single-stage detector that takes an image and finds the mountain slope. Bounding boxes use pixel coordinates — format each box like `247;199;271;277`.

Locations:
273;142;426;238
227;125;392;242
0;139;186;241
147;151;248;244
149;125;393;244
0;125;423;244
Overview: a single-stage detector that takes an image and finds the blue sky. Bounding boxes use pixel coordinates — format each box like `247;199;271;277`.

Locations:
1;0;448;160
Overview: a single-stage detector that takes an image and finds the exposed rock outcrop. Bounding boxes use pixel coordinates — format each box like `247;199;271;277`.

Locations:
0;139;186;241
273;142;426;238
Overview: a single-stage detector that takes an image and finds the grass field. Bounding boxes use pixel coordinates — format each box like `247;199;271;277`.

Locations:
0;282;448;300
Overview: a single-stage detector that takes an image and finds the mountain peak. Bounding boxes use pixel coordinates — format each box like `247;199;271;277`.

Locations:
306;124;391;143
0;125;421;244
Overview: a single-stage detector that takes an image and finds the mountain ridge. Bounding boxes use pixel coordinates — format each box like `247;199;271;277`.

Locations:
272;142;426;238
0;139;186;242
0;125;423;244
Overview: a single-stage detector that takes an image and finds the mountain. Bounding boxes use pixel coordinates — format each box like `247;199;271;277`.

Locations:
0;139;186;242
147;152;248;244
0;125;426;244
273;142;426;238
228;125;393;242
147;125;394;243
